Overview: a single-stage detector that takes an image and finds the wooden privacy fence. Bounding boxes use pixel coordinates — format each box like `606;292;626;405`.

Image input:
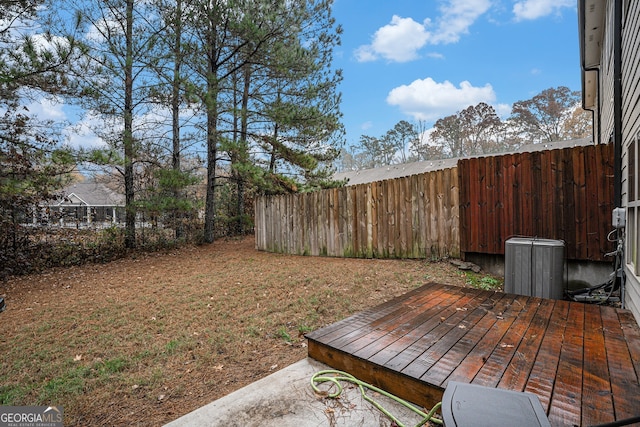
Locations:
458;143;615;261
255;168;460;259
255;143;614;262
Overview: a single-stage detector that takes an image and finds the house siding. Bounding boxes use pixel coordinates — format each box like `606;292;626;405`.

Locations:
622;6;640;141
621;0;640;322
599;0;616;144
586;0;640;323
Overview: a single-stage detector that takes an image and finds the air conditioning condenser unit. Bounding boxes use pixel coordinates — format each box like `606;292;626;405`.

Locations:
504;237;565;300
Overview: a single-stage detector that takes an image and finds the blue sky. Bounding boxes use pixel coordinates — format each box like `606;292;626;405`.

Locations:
27;0;581;152
331;0;580;148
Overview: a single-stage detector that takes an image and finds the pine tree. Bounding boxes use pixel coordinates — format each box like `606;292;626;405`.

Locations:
182;0;343;242
71;0;160;247
1;0;79;275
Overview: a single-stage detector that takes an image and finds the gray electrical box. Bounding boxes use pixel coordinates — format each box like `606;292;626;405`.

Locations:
613;207;626;228
441;381;551;427
504;237;565;299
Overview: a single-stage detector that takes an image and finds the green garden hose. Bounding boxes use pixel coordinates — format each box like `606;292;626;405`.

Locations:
311;369;443;427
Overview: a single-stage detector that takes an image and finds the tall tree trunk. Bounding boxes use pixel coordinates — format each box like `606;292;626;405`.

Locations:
172;0;183;240
236;64;251;234
204;105;217;243
123;0;136;248
269;122;278;173
203;40;218;244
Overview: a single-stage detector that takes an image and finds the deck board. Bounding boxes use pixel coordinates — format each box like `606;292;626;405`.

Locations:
401;291;496;379
548;302;585;427
342;285;458;356
383;289;487;373
310;284;443;341
601;308;640;422
306;283;640;427
361;286;479;365
446;293;529;385
420;292;513;386
524;299;569;413
581;304;613;427
472;294;540;388
497;297;554;391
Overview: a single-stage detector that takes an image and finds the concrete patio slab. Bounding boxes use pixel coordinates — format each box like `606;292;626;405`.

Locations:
164;357;431;427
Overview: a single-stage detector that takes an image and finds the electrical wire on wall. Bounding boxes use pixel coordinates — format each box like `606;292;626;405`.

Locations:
566;227;626;306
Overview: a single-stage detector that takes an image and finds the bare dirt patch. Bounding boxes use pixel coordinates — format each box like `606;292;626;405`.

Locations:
0;235;470;426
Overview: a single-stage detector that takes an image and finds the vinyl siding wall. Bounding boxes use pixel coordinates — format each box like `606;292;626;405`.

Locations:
593;0;640;322
621;0;640;322
599;0;616;144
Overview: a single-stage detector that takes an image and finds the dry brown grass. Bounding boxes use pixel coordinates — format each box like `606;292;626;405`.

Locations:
0;236;469;426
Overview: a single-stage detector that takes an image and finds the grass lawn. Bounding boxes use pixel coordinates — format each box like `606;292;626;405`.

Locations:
0;235;486;426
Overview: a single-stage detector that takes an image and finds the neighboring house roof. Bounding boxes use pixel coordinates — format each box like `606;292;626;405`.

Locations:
52;182;125;207
335;138;594;186
334;158;458;186
515;137;593;153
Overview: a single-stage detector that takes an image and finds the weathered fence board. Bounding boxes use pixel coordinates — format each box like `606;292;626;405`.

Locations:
256;143;613;262
255;168;460;259
458;143;614;261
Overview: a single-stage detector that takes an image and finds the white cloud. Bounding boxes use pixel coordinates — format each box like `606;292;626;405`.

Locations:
14;97;105;149
354;0;491;63
386;77;496;121
513;0;574;21
85;18;123;43
494;103;512;118
27;96;67;121
353;45;377;62
432;0;492;44
65;111;107;149
66;131;105;150
360;121;374;131
420;127;438;146
355;15;430;62
31;33;70;54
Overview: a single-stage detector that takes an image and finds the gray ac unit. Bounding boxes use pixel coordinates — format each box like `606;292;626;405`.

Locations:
504;238;565;300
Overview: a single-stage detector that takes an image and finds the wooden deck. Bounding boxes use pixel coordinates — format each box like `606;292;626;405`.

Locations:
306;282;640;427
